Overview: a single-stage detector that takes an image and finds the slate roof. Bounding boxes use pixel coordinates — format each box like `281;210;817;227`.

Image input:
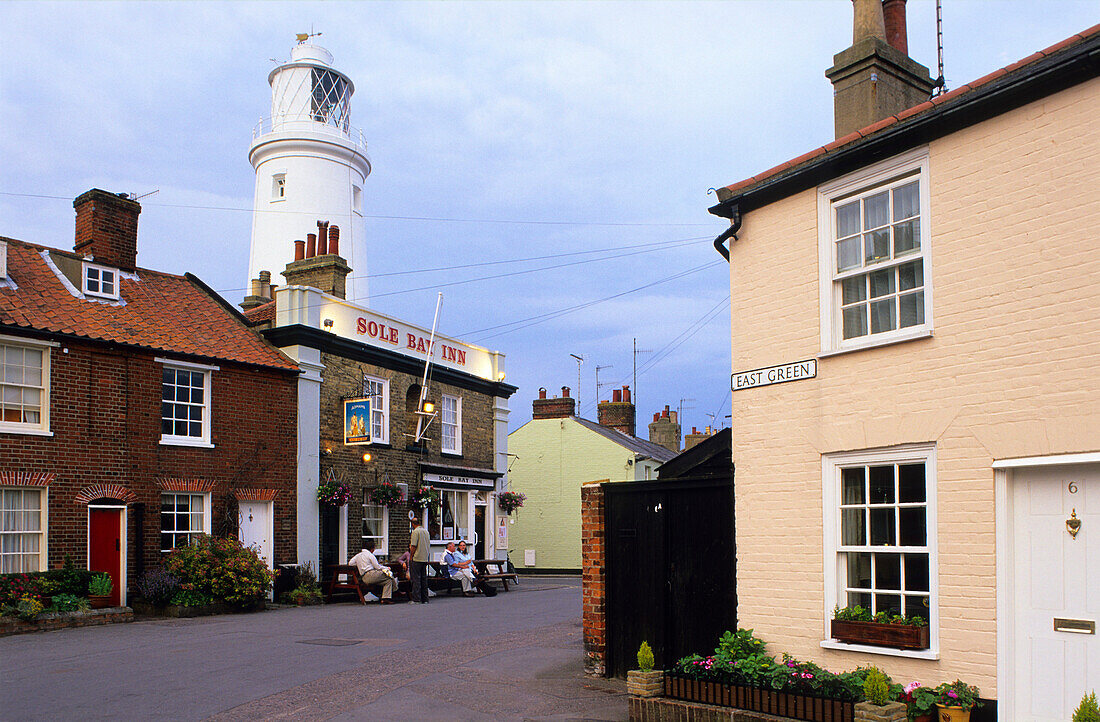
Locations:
713;24;1100;209
573;416;678;463
0;237;298;371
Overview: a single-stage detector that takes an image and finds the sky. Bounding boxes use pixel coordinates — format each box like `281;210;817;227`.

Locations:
1;0;1095;436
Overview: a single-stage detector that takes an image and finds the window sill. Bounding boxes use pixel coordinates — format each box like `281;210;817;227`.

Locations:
441;451;463;459
820;639;939;660
160;437;215;449
818;328;933;359
0;426;53;437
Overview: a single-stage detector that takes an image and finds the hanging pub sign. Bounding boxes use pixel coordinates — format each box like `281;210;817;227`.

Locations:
732;359;817;391
344;398;372;445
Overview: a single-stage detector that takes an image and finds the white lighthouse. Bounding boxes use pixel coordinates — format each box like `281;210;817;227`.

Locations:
247;36;371;301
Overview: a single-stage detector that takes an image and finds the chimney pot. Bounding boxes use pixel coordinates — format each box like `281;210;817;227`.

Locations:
259;270;271;283
294;239;306;261
317;221;328;255
250;278;262;297
654;413;660;422
622;386;631;403
612;389;622;403
853;0;886;43
328;225;340;255
882;0;908;55
562;386;570;398
662;406;670;418
539;387;547;400
306;233;317;258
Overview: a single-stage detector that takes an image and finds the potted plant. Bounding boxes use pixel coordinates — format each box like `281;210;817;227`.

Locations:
1073;690;1100;722
830;605;930;650
498;491;526;515
856;667;906;721
626;641;663;698
316;479;351;506
367;480;404;508
87;573;114;609
408;485;440;512
900;682;938;722
934;680;981;722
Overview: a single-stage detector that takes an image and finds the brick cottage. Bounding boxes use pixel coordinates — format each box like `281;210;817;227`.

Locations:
0;189;299;604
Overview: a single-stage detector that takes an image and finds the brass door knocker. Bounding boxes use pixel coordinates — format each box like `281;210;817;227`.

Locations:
1067;509;1082;539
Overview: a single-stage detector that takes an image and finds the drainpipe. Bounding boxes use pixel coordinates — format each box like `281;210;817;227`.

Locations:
712;205;742;262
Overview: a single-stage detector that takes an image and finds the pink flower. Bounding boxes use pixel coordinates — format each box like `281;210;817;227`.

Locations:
947;691;958;699
904;682;922;694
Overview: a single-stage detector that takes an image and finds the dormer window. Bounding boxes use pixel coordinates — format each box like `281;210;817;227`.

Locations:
83;262;119;300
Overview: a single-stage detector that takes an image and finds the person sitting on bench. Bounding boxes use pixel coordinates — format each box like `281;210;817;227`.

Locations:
443;540;477;597
348;540;397;604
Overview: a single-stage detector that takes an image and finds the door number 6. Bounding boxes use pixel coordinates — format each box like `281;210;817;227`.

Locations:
1068;481;1078;494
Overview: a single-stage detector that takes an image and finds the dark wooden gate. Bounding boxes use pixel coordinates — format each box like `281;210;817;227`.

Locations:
604;476;735;678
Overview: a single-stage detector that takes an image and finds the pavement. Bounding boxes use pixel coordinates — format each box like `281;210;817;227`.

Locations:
0;576;627;722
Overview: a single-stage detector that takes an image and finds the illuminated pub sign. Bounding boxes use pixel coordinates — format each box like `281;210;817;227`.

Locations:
317;299;504;383
344;398;372;445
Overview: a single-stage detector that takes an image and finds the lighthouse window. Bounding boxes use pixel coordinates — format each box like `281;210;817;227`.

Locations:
311;68;350;130
272;174;286;201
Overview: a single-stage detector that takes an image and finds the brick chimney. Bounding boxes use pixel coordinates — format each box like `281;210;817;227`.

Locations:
648;404;681;453
532;386;575;419
597;385;635;437
825;0;933;139
240;270;277;312
73;189;141;271
280;222;352;299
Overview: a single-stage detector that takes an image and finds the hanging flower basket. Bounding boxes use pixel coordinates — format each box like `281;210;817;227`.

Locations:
368;480;404;509
498;491;526;514
317;480;351;506
408;486;440;512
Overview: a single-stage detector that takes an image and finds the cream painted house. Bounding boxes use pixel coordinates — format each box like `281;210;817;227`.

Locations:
709;5;1098;720
508;387;675;572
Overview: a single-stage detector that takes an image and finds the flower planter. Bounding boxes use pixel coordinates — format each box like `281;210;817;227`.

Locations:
934;705;970;722
88;594;111;609
664;673;855;722
627;669;664;698
830;619;930;650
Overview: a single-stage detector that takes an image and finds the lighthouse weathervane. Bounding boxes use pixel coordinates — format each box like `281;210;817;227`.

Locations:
247;33;371;301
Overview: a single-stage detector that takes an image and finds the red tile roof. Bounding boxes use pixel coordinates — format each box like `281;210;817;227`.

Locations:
0;237;297;371
720;24;1100;198
243;300;276;325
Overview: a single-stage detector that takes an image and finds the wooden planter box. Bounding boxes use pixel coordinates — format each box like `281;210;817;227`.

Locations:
664;674;854;722
830;619;930;650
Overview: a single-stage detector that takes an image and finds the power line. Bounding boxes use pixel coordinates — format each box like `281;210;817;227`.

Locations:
0;191;711;227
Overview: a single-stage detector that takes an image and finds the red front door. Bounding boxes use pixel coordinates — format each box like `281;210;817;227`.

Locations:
89;508;123;606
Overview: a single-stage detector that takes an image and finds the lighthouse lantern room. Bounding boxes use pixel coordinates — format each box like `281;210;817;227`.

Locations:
248;35;371;301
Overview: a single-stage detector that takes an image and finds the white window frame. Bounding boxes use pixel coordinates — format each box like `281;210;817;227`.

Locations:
428;488;473;544
817;147;932;356
82;261;120;300
0;486;48;573
271;172;286;201
361;495;388;556
159;491;211;552
157;358;217;448
441;393;462;455
363;375;389;445
0;335;55;436
821;443;939;659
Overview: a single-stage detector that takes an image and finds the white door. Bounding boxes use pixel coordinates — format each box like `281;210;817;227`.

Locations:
1011;463;1099;720
238;501;274;569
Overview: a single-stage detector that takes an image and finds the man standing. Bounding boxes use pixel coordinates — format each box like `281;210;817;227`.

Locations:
348;539;397;603
409;515;431;603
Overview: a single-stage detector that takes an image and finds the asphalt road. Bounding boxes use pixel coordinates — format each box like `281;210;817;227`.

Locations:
1;576;627;722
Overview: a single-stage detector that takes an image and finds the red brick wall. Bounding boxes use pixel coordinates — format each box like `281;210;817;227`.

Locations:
0;337;298;594
581;481;607;676
72;189;140;271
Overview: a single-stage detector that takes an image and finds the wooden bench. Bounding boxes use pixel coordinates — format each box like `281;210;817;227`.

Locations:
325;564;366;604
472;559;520;592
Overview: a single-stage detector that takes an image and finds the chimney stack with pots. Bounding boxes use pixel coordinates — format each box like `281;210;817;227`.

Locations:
648;404;681;453
241;270;278;311
281;220;353;299
532;386;575;419
597;385;636;437
73;189;141;271
825;0;933;139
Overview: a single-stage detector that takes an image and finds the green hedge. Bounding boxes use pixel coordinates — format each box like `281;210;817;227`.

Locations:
0;569;98;605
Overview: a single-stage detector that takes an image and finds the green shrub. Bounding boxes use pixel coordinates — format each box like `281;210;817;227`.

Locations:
16;596;44;621
715;628;767;661
637;641;655;672
49;593;90;612
863;667;892;705
88;573;113;597
0;570;97;607
1073;691;1100;722
170;588;215;607
164;534;273;608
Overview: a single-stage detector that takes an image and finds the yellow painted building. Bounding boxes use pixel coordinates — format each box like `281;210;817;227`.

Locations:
709;10;1099;719
507;388;675;572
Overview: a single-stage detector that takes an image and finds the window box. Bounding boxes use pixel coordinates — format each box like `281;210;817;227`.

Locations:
664;674;854;722
829;619;930;650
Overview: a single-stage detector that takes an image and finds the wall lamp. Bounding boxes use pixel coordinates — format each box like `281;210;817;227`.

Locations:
421;401;435;414
322;446;333;456
323;318;334;329
362;452;372;463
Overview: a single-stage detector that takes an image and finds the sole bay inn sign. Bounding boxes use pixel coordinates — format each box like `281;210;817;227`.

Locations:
732;359;817;391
